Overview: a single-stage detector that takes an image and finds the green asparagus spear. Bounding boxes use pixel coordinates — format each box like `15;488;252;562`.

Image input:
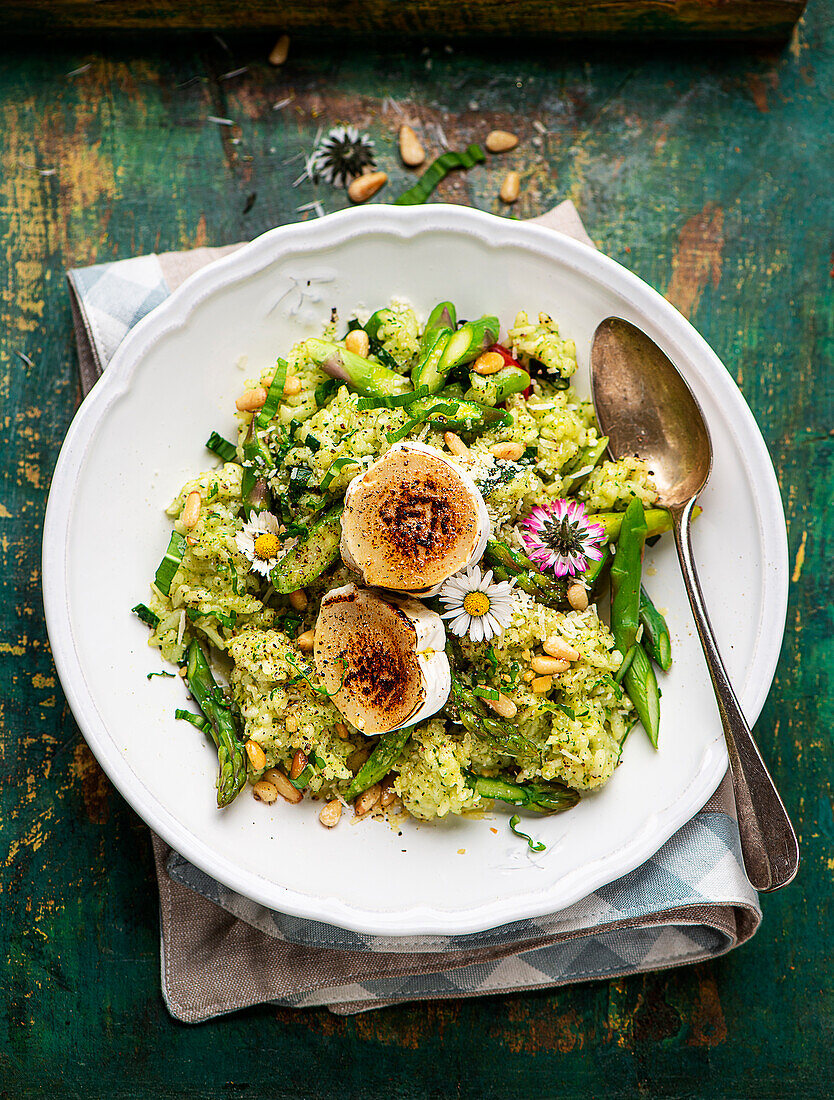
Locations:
610;499;646;658
412;316;500;393
345;727;413;800
622;644;661;749
270;505;342;593
588;505;701;541
582;543;611;593
609;500;660;746
411;329;453;392
445;642;537;759
639;585;672;671
465;364;531;406
241;419;274;518
303;338;412;398
484;540;568;606
465;773;580;814
185;641;247;808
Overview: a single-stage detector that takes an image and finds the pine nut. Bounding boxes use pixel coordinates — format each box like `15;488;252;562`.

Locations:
543;636;580;661
335;722;351;740
181;491;202;529
523;670;536;682
490;442;524;462
472;351;505;375
348;171;387;204
263;767;303;803
531;675;553;694
444;431;469;458
354;784;381;816
531;655;570;676
252;780;278;804
236;386;267;412
245;740;267;771
500;171;521;204
319;799;342;828
288;589;308;611
290;749;308;780
283;373;302;396
486;691;517;719
380;777;397;807
297;629;315;652
284;715;298;733
345;329;370;357
268;34;290;66
486;129;519;153
567;583;589;611
398;124;426;167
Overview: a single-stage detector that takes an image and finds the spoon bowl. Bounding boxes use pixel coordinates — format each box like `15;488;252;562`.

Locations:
591;316;799;893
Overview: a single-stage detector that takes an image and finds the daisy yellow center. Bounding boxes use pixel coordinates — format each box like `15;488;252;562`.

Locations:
463;591;491;617
253;533;279;560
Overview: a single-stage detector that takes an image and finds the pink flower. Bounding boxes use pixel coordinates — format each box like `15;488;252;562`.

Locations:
519;499;606;579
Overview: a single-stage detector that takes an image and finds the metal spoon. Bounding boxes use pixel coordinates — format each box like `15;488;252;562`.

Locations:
590;316;799;892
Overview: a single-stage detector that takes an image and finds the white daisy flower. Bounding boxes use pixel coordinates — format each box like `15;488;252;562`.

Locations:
234;511;282;577
438;565;516;644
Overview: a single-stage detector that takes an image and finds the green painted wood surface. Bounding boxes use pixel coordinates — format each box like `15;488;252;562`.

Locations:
1;5;832;1097
3;0;809;39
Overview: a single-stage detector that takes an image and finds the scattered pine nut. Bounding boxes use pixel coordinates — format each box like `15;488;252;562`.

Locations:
296;629;315;652
399;124;426;167
531;655;570;676
500;171;521;204
263;767;303;803
245;740;267;771
268;34;290;66
252;780;278;804
380;777;397;808
472;350;505;375
288;589;308;611
236;386;267;412
335;722;351;740
283;373;302;396
444;431;469;458
319;799;343;828
181;491;202;529
486;691;517;719
348;171;387;204
486;129;519;153
523;670;536;682
531;675;553;694
567;583;589;611
345;329;370;357
490;442;524;462
290;750;308;780
543;636;580;661
354;784;381;816
284;715;298;733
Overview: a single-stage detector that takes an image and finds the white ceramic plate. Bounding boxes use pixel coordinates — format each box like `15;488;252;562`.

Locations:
43;206;788;935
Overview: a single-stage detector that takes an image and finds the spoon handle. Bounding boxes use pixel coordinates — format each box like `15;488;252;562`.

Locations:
671;500;799;892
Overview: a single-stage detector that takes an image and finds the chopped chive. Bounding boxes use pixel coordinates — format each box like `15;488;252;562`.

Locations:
175;708;210;731
393;144;486;205
132;603;160;628
154;531;187;596
147;670;174;679
320;456;361;490
302;432;321;453
256;358;289;428
205;431;238;463
289;466;315;499
315;378;340;408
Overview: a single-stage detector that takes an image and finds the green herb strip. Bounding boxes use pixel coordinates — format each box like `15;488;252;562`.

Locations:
154;531;187;596
256;358;288;428
320;456;361;490
357;386;429;410
393;144;486;205
132;603;160;628
175;708;209;731
509;814;547;852
205;431;238;463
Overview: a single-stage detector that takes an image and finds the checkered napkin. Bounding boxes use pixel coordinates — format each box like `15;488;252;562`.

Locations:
66;202;761;1022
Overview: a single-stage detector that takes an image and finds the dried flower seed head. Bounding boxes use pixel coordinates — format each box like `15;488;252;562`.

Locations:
311;126;377;188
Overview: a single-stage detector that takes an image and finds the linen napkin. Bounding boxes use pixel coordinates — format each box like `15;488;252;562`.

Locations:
67;201;761;1022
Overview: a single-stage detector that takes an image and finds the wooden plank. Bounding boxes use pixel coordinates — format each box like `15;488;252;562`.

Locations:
4;0;808;39
0;7;831;1096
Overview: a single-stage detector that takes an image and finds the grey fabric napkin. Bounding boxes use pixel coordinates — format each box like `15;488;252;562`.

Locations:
67;201;761;1022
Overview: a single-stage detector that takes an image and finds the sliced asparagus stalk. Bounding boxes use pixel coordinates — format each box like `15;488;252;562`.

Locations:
421;301;457;353
304;338;411;398
639;585;672;671
270;505;342;593
345;727;413;800
465;773;579;814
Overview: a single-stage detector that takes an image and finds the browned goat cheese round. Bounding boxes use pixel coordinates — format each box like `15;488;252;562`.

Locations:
340;443;488;592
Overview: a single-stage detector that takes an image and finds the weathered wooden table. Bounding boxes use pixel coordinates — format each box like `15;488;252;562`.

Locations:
2;5;831;1096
